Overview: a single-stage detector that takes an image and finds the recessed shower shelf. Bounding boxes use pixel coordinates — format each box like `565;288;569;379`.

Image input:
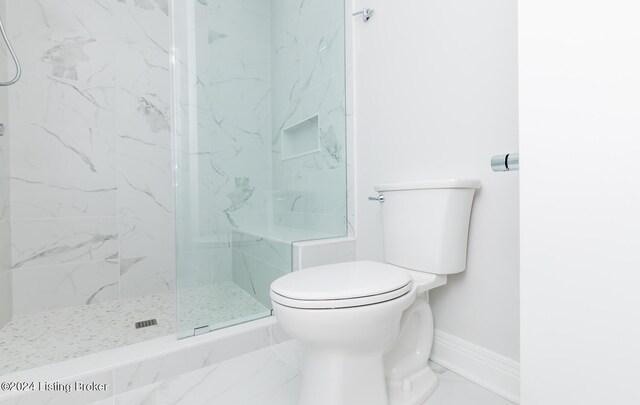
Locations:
282;114;320;160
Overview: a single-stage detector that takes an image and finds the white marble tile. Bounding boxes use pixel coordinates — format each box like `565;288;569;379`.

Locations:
118;215;175;258
87;399;115;405
112;1;173;250
426;362;516;405
10;217;118;270
109;341;514;405
0;220;10;273
6;0;117;131
299;22;345;93
232;249;258;302
114;86;171;154
172;0;277;284
112;0;171;54
0;125;10;328
112;341;299;405
303;213;347;235
272;211;304;229
207;117;272;166
232;230;291;267
0;170;10;222
0;272;12;330
10;169;117;219
12;261;119;315
0;127;9;171
9;122;115;174
113;7;171;157
113;323;280;395
3;0;176;309
232;249;288;308
113;39;173;218
268;0;349;241
117;165;174;217
119;255;175;299
9;0;117;79
215;177;270;229
302;168;348;215
177;246;233;288
8;79;116;131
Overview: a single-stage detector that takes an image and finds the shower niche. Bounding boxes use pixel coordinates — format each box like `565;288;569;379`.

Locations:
172;0;348;338
282;114;320;160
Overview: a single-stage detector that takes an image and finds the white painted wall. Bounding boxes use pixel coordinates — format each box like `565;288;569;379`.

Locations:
520;1;640;403
353;0;519;361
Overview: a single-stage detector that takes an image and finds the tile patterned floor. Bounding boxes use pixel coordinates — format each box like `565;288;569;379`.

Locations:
101;340;515;405
0;282;268;375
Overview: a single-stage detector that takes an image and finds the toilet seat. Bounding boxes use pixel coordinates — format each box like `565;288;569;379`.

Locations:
270;261;413;309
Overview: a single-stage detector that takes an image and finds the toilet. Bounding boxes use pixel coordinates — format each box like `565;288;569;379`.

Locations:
270;179;480;405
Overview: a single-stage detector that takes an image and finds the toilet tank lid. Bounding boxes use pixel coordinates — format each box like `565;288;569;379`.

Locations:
374;179;481;192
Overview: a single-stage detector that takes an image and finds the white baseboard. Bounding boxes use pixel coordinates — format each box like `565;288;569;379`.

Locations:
431;329;520;404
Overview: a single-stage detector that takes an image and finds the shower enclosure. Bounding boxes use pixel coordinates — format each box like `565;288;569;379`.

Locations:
0;0;346;375
173;0;348;337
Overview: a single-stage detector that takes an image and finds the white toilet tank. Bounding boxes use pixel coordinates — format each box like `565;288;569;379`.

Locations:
374;179;480;275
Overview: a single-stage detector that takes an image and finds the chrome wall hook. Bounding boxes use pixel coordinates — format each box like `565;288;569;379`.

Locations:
353;8;375;22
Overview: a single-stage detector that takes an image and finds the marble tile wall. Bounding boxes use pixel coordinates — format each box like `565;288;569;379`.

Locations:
231;230;290;307
182;0;348;319
173;0;275;334
202;0;273;236
0;217;10;328
175;0;347;259
172;0;350;332
270;0;348;237
0;0;12;329
174;0;273;287
2;0;175;315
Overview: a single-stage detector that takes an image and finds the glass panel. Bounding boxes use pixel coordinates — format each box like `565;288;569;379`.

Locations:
173;0;347;338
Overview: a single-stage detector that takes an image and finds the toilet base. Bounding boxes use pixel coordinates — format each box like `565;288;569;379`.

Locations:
298;348;389;405
387;365;439;405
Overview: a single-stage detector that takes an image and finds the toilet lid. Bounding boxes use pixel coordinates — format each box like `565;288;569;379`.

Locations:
270;261;413;309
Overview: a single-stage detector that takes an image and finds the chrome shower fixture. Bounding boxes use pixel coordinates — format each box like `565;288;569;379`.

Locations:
353;8;375;22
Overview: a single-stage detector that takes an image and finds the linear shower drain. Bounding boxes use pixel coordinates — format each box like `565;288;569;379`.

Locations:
135;319;158;329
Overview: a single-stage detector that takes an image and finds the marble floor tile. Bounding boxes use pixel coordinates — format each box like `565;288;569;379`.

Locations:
426;362;516;405
0;282;269;375
106;340;515;405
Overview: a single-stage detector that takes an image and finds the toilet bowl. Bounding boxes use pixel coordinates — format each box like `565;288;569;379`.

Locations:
270;179;480;405
271;262;447;405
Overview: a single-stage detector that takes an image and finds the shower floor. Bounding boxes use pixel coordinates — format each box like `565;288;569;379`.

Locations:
0;282;269;375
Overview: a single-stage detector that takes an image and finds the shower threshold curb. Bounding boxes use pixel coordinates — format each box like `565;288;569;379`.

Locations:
0;317;289;404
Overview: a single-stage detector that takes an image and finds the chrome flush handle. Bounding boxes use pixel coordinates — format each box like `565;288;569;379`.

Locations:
368;195;385;203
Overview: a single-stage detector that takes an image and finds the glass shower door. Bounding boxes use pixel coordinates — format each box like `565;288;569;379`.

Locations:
172;0;347;338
